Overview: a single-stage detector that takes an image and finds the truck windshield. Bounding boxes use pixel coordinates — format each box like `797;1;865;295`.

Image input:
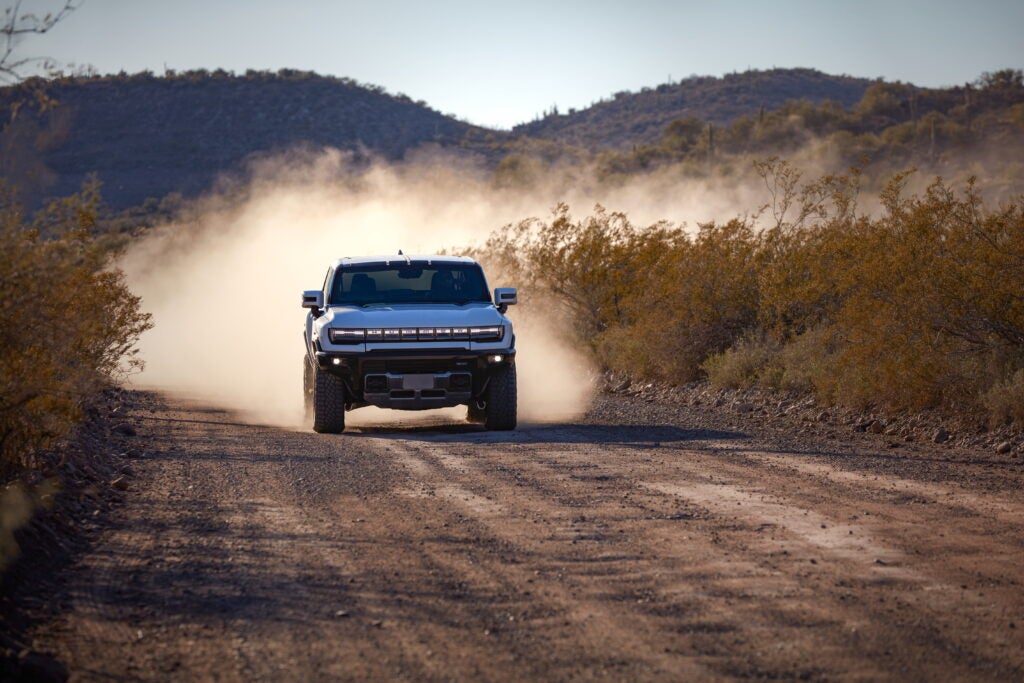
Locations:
329;264;491;306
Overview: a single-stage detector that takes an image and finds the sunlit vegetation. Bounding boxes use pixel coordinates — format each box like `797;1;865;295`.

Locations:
483;159;1024;426
590;69;1024;197
0;180;151;479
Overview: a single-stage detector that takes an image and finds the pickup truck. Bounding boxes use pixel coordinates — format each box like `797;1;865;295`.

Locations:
302;254;518;432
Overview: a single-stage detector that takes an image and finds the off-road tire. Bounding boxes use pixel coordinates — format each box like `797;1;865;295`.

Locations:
303;356;315;415
312;367;346;433
484;364;517;430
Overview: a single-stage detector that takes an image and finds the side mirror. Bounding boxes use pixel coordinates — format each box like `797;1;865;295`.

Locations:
494;287;517;313
302;290;324;313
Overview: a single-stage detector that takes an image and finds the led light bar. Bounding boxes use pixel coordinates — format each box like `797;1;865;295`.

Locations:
327;326;504;344
470;326;503;341
328;328;365;343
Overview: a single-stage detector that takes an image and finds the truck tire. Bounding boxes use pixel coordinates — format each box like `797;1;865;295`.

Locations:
312;367;346;433
484;364;517;430
303;356;315;415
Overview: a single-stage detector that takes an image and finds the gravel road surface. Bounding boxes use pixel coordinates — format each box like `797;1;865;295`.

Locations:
25;391;1024;681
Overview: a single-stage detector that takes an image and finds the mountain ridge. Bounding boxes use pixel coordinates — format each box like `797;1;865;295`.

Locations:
513;68;877;149
1;67;1020;210
0;69;505;208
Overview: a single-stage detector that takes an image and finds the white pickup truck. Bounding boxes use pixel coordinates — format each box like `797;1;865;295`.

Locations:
302;254;518;433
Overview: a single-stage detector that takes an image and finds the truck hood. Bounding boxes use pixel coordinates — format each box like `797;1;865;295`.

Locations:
320;303;505;329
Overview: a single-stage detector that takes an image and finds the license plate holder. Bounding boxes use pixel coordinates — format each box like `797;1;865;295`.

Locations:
402;374;435;390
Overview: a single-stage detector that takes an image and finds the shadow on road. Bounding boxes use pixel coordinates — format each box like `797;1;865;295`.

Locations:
348;422;748;447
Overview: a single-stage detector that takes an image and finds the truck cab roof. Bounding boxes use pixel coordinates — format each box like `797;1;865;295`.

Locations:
330;254;477;270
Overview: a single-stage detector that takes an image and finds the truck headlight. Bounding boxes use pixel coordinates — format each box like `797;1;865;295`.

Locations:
471;326;504;342
329;328;365;344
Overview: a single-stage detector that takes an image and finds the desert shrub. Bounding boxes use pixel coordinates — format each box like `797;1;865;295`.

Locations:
742;161;1024;417
0;181;152;478
702;335;777;389
702;328;836;393
492;154;544;189
774;327;838;394
480;203;682;342
983;369;1024;427
482;205;759;382
655;218;762;380
826;176;1024;412
484;157;1024;425
592;322;671;382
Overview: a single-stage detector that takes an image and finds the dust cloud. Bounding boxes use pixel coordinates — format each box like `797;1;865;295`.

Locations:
118;148;756;428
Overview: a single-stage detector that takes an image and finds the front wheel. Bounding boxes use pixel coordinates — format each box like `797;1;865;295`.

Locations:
303;356;315;416
484;364;517;431
312;367;346;433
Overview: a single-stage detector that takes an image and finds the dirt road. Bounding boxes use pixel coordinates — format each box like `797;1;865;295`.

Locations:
25;391;1024;681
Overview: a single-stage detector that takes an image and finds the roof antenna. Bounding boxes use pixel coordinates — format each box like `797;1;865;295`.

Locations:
398;249;403;255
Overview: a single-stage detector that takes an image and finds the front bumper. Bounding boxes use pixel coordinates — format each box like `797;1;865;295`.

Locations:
313;346;515;410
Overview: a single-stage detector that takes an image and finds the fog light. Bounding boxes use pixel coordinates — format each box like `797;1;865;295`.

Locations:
487;354;504;364
365;375;388;392
332;357;342;366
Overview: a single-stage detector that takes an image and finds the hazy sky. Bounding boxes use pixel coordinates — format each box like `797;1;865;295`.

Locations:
22;0;1024;129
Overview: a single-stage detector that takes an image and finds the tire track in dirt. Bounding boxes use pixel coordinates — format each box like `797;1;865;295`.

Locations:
741;449;1024;526
370;434;898;679
373;426;1024;680
25;396;1024;681
640;481;915;577
597;438;1024;680
376;437;714;680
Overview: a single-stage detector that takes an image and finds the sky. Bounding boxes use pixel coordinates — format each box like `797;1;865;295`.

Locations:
19;0;1024;129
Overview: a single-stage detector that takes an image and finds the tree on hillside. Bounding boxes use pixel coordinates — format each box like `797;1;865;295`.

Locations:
977;69;1023;91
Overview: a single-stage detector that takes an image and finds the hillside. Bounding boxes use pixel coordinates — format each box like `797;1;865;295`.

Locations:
591;69;1024;193
2;68;1022;212
512;68;875;149
0;70;505;208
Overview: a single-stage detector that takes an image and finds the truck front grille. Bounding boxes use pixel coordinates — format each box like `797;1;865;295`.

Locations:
362;359;456;375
